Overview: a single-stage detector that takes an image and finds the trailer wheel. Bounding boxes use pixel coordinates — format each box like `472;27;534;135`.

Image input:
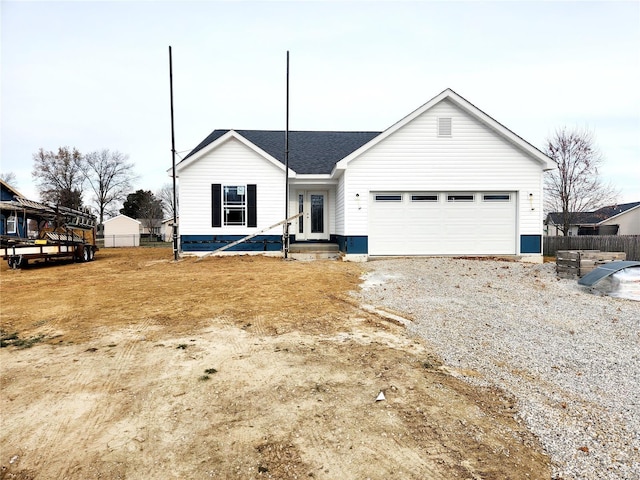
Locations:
82;246;90;262
8;256;26;269
88;247;95;261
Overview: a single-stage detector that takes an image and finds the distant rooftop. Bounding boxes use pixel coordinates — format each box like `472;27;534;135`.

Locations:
547;201;640;225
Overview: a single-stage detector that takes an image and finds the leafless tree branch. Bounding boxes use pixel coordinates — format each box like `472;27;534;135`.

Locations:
83;149;138;225
544;127;619;235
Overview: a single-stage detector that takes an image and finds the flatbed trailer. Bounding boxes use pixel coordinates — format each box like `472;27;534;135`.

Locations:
2;235;96;269
1;198;98;269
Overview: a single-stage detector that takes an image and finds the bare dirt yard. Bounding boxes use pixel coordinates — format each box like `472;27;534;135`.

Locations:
1;248;550;479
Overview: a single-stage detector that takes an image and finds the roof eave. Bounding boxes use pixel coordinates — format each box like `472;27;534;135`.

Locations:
290;174;337;185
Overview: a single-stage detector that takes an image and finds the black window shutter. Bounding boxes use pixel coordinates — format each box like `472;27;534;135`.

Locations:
247;184;257;228
212;184;221;227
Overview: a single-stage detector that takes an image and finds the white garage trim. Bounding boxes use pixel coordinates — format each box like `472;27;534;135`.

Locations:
368;192;516;255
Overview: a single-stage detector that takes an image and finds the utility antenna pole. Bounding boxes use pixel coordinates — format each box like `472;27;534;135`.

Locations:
283;50;290;259
169;46;178;261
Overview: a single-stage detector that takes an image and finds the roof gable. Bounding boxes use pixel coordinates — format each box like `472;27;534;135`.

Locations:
180;130;380;175
0;179;24;201
103;214;141;225
177;130;289;174
334;88;555;172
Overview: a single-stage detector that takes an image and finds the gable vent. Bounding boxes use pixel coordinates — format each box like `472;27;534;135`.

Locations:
438;117;452;137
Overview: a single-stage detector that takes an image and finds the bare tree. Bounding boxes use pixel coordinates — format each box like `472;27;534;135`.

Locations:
158;182;178;220
32;147;85;209
0;171;17;186
83;149;137;225
544;127;618;235
120;189;164;236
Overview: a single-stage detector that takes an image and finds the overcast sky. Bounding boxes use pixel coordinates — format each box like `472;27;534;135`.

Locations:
1;1;639;205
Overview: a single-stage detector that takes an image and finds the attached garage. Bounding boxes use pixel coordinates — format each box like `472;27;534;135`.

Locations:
368;192;516;256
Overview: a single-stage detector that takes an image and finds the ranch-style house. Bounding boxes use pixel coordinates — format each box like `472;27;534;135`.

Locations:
175;88;555;261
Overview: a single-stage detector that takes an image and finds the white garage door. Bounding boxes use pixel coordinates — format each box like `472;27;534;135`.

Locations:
368;192;516;255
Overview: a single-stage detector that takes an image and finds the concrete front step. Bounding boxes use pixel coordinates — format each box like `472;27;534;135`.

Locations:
289;243;339;253
288;243;340;260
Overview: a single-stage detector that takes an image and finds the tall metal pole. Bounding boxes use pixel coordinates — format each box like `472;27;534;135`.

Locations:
283;50;290;259
169;46;178;261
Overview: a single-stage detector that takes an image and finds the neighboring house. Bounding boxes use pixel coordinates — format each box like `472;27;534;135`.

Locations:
161;217;178;242
176;88;555;261
545;202;640;236
102;214;141;247
137;219;163;237
0;180;47;240
1;180;24;238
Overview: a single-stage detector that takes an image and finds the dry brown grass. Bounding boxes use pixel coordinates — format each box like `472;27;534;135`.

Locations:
1;248;363;343
0;248;551;480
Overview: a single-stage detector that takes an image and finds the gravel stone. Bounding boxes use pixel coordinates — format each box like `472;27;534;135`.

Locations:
357;257;640;480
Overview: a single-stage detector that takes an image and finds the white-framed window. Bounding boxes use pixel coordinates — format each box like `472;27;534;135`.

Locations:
411;194;438;202
375;194;402;202
212;183;256;228
483;194;511;202
7;215;17;234
223;185;246;226
438;117;452;137
447;194;474;202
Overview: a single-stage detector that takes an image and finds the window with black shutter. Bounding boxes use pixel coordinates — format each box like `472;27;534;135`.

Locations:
211;184;221;227
212;183;257;227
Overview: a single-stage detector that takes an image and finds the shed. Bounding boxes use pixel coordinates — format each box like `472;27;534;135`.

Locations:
102;214;141;247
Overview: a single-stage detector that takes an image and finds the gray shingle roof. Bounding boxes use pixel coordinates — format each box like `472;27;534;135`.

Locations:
547;201;640;225
183;130;381;174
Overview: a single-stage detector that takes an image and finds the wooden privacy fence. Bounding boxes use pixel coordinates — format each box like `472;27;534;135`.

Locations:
544;235;640;261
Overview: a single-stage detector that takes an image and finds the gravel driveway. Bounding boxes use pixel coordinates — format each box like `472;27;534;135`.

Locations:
357;257;640;480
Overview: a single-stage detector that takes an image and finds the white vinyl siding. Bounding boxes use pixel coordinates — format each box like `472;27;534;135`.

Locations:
102;215;141;247
328;188;336;235
179;137;284;235
599;206;640;235
343;99;544;252
335;174;346;236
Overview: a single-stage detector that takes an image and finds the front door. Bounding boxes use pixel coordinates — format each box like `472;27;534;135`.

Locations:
296;191;329;241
